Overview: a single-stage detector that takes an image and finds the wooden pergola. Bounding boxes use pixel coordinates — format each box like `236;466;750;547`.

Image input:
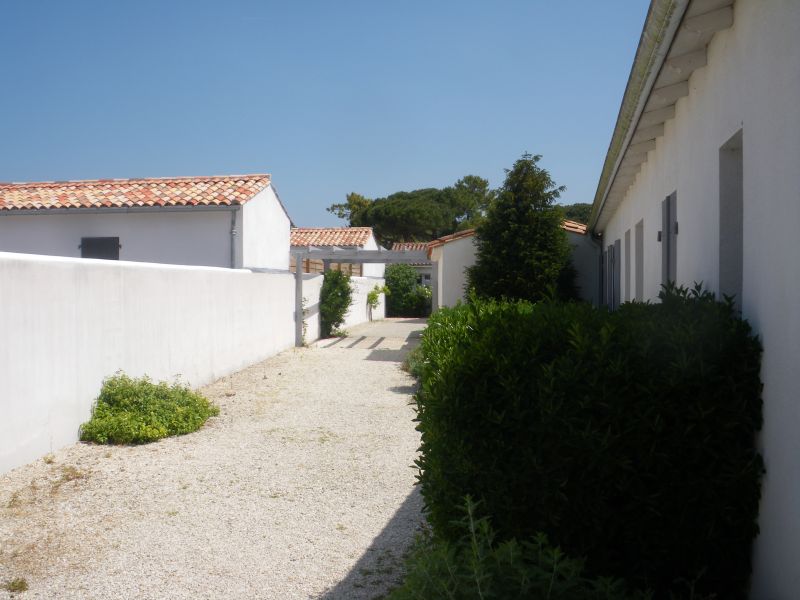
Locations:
291;246;432;346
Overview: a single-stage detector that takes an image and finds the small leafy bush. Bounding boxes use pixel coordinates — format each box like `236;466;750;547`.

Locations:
401;345;425;379
385;264;431;317
367;284;389;310
80;373;219;444
414;284;763;598
320;270;353;337
391;498;650;600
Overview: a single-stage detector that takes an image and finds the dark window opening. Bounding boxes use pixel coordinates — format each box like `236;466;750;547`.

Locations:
80;237;120;260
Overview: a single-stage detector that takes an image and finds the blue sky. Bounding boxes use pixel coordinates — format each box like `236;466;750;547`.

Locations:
0;1;648;226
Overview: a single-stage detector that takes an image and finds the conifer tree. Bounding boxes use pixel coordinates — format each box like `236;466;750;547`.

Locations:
468;153;574;301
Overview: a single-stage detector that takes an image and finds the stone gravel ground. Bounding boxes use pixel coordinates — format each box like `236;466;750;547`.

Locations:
0;318;426;600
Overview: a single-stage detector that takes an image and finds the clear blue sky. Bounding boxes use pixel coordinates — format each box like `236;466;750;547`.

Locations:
0;1;648;226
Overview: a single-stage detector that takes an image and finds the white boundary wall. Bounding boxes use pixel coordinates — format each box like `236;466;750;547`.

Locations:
0;252;384;474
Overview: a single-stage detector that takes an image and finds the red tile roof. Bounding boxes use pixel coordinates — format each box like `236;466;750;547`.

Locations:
0;174;271;211
427;229;476;250
562;220;588;235
290;227;374;248
391;241;429;252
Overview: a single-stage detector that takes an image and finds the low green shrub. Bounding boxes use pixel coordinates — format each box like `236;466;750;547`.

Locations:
390;497;650;600
80;373;219;444
385;264;431;317
320;270;353;337
401;344;425;379
414;284;763;598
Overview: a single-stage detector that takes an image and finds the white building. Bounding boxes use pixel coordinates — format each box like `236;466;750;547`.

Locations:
0;174;291;270
290;227;385;278
428;229;477;310
430;221;599;310
589;1;800;596
391;241;432;287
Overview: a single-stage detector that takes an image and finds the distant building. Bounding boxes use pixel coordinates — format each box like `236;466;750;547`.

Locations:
290;227;385;278
0;174;291;270
390;241;432;286
429;221;597;309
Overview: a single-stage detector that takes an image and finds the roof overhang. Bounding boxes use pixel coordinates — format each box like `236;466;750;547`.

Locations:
590;0;734;234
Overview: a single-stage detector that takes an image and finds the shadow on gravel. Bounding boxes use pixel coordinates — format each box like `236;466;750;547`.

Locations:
388;385;417;395
366;336;420;363
318;488;425;600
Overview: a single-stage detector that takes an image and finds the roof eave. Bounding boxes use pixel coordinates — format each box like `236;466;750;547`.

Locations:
589;0;690;233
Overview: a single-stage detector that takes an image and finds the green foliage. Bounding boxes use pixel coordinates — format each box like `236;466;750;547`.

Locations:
327;176;495;245
468;153;576;302
401;344;425;379
560;202;593;224
390;497;649;600
367;284;389;310
79;373;219;444
385;264;431;317
413;285;763;598
320;269;353;337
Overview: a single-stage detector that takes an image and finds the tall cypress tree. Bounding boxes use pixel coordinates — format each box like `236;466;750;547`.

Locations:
468;153;573;301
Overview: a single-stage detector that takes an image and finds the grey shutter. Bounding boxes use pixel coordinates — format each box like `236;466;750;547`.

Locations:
613;239;622;309
661;192;678;286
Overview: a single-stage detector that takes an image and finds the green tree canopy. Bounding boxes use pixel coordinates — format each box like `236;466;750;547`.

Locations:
326;175;494;245
467;153;573;302
560;202;592;224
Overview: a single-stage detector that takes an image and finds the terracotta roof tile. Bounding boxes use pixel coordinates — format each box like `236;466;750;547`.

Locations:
427;229;477;249
290;227;374;248
562;220;588;235
391;242;429;252
0;174;271;211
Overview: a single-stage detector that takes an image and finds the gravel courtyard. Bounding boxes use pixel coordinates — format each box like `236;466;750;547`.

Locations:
0;318;426;600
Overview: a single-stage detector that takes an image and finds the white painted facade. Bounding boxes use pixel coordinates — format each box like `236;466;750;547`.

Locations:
567;230;600;306
0;185;290;270
360;232;386;278
593;2;800;596
0;251;384;475
430;235;476;309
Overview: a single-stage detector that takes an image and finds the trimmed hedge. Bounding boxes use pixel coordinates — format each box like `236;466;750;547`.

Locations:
80;373;219;444
414;285;763;598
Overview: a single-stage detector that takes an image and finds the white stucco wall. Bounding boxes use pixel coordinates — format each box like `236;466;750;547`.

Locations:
0;251;296;475
0;208;234;267
301;273;324;344
343;276;386;329
241;185;291;270
431;235;476;309
361;233;386;278
567;231;600;305
596;2;800;596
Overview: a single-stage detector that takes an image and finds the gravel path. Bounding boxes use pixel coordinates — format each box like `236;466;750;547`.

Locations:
0;318;426;600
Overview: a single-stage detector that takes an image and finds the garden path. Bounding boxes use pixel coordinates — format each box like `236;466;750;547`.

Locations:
0;318;426;599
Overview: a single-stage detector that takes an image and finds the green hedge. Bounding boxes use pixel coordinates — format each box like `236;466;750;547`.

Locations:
80;373;219;444
385;263;431;317
320;270;353;337
414;285;763;598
